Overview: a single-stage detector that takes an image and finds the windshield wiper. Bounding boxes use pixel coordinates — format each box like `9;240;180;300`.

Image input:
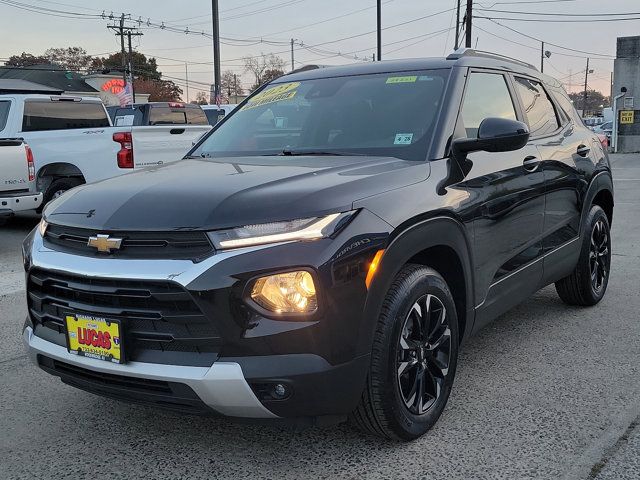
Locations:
278;149;361;156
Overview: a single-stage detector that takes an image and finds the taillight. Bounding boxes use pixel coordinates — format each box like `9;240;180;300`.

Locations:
25;144;35;181
113;131;134;168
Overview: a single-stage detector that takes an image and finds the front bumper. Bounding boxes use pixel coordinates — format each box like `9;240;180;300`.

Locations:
22;210;390;419
0;192;42;216
23;326;276;418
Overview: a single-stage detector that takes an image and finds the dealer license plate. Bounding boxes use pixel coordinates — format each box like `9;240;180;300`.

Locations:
65;313;123;364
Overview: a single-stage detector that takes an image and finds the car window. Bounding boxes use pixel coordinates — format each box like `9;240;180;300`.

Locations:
460;72;517;138
0;100;10;132
22;101;110;132
515;77;560;137
186;107;208;125
148;106;187;125
194;69;450;161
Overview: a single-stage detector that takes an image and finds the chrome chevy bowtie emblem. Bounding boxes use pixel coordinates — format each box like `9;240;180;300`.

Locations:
87;234;123;253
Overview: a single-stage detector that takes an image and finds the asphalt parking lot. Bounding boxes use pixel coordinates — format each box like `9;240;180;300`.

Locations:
0;154;638;480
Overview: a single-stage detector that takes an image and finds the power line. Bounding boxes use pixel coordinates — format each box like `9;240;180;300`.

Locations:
475;14;616;58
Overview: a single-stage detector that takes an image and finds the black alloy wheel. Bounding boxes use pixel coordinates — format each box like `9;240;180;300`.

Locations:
397;294;451;415
589;218;609;293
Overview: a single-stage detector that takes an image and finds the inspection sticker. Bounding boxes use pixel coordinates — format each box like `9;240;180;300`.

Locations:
242;82;300;111
386;76;417;84
394;133;414;145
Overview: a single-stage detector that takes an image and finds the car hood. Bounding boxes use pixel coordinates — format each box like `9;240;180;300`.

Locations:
44;156;430;231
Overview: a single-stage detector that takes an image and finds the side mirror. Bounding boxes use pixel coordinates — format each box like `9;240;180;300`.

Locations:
452;117;530;158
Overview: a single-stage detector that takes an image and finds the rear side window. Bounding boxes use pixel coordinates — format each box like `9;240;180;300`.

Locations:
22;101;110;132
514;77;560;137
0;101;10;132
204;109;223;125
185;107;208;125
461;72;516;138
551;89;581;125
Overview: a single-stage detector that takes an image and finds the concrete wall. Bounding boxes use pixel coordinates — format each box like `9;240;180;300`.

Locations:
613;37;640;152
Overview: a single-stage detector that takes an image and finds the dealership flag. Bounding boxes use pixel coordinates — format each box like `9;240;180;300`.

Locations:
117;82;133;107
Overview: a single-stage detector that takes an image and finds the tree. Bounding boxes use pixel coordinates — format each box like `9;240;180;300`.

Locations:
221;70;244;99
261;68;285;85
91;52;161;80
4;52;50;67
134;78;183;102
568;90;610;114
44;47;93;71
190;91;209;105
243;53;286;91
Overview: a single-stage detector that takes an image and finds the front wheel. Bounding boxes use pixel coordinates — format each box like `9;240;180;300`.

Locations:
555;205;611;306
350;265;459;441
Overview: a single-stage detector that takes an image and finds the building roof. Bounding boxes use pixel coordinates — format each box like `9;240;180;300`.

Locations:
0;78;63;94
0;64;98;92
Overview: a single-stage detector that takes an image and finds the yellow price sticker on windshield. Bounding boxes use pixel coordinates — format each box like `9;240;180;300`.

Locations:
386;76;418;84
242;82;300;111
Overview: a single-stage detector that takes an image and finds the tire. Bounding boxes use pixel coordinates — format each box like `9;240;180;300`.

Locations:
41;177;82;208
350;264;459;441
555;205;611;306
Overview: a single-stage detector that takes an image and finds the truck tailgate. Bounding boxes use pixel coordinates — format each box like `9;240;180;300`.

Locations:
130;125;212;168
0;139;30;193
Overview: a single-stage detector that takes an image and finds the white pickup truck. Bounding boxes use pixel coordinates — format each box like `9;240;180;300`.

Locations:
0;95;212;205
0;138;42;223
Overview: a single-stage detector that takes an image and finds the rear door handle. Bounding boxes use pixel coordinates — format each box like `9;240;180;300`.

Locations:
522;155;540;172
577;144;590;157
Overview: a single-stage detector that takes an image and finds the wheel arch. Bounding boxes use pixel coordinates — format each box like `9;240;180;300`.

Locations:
581;172;614;230
36;162;85;190
361;215;475;354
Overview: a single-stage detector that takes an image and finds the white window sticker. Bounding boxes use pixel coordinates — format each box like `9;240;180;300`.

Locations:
394;133;413;145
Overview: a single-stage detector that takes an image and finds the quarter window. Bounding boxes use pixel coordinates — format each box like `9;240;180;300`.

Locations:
461;72;517;138
514;77;560;137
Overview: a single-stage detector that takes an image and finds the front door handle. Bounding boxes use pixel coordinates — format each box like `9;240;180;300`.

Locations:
577;144;590;157
522;155;540;172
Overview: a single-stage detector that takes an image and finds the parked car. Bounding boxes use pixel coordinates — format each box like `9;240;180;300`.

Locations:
0;95;212;205
22;49;613;441
201;104;238;125
0;138;42;223
106;102;209;127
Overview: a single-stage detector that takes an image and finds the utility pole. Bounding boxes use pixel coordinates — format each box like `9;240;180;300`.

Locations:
126;30;142;103
211;0;221;105
185;63;189;103
233;74;238;103
377;0;382;61
291;38;295;72
465;0;473;48
540;41;544;73
454;0;461;50
108;14;141;105
583;57;590;115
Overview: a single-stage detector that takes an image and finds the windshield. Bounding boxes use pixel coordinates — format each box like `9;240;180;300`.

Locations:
193;69;449;161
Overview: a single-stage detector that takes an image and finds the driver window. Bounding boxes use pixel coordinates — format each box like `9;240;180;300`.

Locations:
461;72;517;138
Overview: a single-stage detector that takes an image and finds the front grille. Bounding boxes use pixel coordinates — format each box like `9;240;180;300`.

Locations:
28;269;221;366
44;224;214;260
38;356;213;415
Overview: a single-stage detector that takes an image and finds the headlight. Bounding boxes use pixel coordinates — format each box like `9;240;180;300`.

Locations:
251;270;317;314
208;211;355;249
38;218;48;237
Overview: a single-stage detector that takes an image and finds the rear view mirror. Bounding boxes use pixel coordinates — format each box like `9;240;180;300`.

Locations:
452;117;530;157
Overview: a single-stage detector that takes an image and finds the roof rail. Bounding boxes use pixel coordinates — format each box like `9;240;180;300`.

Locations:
446;48;538;71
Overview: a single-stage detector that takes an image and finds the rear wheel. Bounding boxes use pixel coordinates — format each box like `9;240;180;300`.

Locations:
555;205;611;306
350;265;459;441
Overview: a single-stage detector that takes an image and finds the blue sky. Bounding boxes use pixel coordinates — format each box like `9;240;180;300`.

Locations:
1;0;638;101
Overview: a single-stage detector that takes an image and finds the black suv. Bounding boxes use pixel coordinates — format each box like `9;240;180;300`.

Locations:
22;49;613;441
